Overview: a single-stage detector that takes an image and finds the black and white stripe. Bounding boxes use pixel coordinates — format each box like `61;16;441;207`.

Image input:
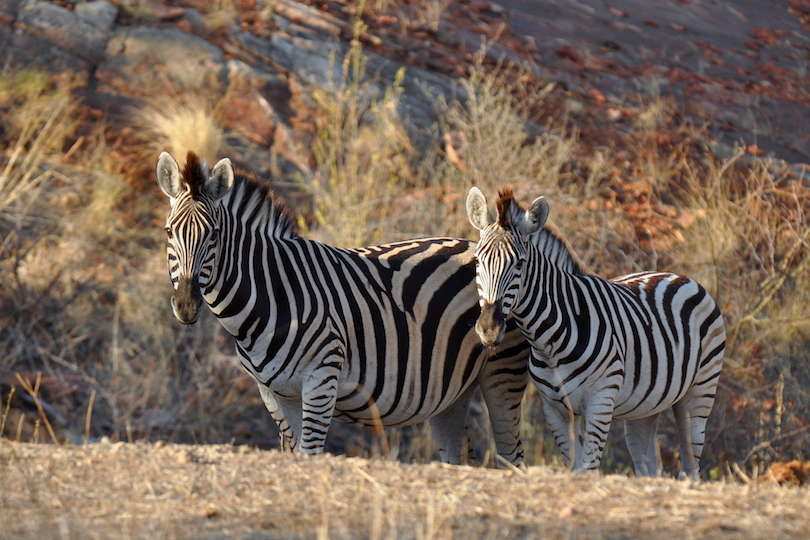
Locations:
466;187;725;478
155;151;530;466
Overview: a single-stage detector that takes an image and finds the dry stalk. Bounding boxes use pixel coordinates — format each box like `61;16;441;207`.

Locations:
14;373;58;444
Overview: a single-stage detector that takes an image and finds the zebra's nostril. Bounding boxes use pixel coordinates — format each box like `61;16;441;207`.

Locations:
171;276;202;324
475;302;506;346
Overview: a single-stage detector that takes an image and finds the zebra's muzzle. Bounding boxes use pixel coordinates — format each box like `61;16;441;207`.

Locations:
171;276;203;324
476;301;506;347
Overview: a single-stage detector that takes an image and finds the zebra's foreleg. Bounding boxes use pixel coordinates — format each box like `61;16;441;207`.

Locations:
299;356;343;453
427;385;476;466
478;355;528;470
623;413;662;477
541;397;578;469
257;384;295;452
576;389;617;473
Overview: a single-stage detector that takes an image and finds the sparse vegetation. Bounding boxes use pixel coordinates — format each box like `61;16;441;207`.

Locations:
301;20;416;246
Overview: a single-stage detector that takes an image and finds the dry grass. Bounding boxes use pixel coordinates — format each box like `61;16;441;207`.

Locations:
368;0;450;33
137;97;226;165
301;24;417;247
1;440;808;540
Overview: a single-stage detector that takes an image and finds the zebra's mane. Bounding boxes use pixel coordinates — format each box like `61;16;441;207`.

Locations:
532;227;584;276
182;153;297;238
228;170;298;238
495;189;583;276
182;151;208;199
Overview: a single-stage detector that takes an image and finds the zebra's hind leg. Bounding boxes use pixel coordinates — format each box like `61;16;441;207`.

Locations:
623;413;662;477
257;384;295;452
427;385;476;466
672;389;715;480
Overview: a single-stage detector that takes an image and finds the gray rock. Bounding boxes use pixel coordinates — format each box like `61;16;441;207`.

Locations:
97;27;227;97
0;0;24;22
75;0;118;31
0;23;94;74
17;0;110;63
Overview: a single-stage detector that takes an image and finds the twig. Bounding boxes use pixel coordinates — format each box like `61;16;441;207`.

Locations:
85;389;96;444
732;462;752;485
1;386;15;437
15;373;59;444
743;423;810;464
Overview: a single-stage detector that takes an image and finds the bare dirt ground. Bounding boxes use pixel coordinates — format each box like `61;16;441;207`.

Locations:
1;440;808;540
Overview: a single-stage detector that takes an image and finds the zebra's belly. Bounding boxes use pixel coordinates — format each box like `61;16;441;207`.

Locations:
330;376;478;428
531;355;694;420
611;364;696;419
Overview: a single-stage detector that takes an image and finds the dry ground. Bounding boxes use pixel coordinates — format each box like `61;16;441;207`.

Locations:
1;440;808;540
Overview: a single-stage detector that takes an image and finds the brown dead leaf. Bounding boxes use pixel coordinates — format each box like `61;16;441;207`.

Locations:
758;461;810;486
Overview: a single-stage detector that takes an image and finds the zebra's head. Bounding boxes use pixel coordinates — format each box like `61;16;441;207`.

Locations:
156;151;234;324
466;186;548;346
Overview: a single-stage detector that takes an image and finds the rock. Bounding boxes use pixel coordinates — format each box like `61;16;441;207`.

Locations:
220;59;285;145
1;22;94;74
0;0;24;22
75;0;118;31
97;26;227;96
17;0;110;62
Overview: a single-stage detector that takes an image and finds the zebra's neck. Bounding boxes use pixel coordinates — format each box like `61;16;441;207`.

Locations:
201;174;298;321
511;227;584;338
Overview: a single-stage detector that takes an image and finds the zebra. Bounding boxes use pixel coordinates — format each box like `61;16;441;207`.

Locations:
465;186;726;479
155;151;530;467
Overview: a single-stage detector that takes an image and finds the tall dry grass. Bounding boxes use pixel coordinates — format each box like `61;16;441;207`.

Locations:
300;18;417;247
0;71;263;448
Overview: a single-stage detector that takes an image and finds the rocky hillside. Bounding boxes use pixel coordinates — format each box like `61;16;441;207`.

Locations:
3;0;809;174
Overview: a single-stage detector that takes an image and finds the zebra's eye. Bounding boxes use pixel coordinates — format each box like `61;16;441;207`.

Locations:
165;227;173;239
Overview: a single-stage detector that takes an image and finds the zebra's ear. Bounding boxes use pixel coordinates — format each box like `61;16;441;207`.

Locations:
466;187;494;231
156;152;183;199
520;196;548;236
207;157;235;200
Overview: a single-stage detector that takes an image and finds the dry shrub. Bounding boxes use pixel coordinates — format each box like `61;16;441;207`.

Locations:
137;96;226;164
0;71;262;448
302;26;418;247
669;151;810;472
